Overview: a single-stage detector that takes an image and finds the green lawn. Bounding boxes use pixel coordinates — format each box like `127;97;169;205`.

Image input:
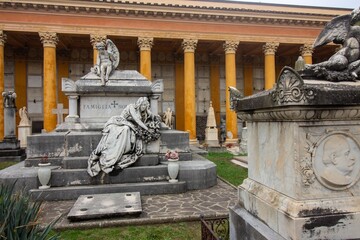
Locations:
56;222;201;240
0;161;17;170
206;152;248;186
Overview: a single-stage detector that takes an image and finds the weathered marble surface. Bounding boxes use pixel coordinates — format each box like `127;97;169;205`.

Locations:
230;67;360;239
67;192;141;220
61;70;163;130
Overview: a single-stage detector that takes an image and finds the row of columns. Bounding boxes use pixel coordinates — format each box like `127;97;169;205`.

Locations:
0;30;314;143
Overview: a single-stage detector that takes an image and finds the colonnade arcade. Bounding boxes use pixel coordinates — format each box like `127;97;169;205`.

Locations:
0;30;335;143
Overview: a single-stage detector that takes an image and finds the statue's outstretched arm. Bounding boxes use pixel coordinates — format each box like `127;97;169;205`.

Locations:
129;106;148;131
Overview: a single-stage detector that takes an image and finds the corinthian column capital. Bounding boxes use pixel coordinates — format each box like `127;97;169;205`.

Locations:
39;32;58;47
137;37;154;51
223;41;239;54
300;43;314;56
90;34;107;49
0;30;6;46
182;39;198;53
263;42;279;55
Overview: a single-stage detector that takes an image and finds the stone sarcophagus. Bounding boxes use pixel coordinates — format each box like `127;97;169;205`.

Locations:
229;67;360;240
60;70;163;131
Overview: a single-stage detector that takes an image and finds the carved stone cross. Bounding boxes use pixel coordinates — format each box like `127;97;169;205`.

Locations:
52;103;69;125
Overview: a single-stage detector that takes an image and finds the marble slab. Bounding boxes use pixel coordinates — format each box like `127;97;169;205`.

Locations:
67;192;142;220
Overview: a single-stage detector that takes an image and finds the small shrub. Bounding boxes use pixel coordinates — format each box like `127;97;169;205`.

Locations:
0;183;58;240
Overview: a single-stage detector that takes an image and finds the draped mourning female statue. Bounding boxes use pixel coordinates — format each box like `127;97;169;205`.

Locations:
87;97;161;177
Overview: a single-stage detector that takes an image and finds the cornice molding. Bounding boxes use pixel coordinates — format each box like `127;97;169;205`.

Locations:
0;1;340;28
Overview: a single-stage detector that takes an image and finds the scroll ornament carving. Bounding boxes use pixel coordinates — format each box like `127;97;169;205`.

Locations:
182;39;198;52
0;31;6;46
137;37;154;51
90;34;107;48
62;78;76;92
272;67;315;105
39;32;58;47
299;141;316;187
223;41;239;54
262;42;279;55
151;79;164;94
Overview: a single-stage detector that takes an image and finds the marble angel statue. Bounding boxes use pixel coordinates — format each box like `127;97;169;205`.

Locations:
303;7;360;82
91;39;120;86
87;97;161;177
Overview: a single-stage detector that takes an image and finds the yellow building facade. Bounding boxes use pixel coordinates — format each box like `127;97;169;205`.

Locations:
0;0;350;142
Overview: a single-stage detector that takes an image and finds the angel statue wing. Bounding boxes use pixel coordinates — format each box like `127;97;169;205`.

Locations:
106;39;120;69
313;14;351;48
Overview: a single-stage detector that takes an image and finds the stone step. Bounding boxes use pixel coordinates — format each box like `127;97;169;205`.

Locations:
24;152;193;168
29;181;187;201
50;165;169;187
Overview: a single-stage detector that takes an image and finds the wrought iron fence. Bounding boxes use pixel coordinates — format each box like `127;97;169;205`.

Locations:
200;215;229;240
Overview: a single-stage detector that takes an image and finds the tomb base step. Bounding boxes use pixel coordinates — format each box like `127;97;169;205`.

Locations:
29;181;187;201
50;165;169;187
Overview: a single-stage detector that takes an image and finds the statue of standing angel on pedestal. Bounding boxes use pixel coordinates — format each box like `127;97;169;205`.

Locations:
303;7;360;82
91;39;120;86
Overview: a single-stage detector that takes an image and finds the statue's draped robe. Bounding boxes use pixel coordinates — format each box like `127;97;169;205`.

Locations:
87;104;144;177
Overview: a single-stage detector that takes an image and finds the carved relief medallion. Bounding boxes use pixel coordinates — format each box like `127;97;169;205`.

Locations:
313;132;360;190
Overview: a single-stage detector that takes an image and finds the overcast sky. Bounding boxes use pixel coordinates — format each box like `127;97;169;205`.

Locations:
231;0;358;9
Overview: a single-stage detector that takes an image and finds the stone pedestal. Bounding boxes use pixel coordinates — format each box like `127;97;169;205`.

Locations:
4;107;16;138
229;67;360;240
18;125;31;148
205;101;219;147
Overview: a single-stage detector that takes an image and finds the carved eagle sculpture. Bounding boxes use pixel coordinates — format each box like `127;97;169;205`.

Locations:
303;7;360;82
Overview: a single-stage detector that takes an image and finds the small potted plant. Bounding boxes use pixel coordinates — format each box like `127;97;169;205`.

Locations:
38;155;51;189
165;150;179;183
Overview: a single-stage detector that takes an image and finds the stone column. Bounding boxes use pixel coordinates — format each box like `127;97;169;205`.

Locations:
137;37;153;81
224;40;239;144
182;39;198;144
243;56;253;97
300;43;313;65
210;55;221;126
66;95;79;120
90;34;106;65
39;32;58;132
0;31;6;140
263;42;279;90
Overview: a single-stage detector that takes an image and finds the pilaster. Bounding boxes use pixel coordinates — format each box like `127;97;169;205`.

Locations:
224;40;239;143
243;56;254;97
14;48;28;133
182;39;198;144
175;54;184;131
210;55;221;126
39;32;58;132
0;30;6;139
137;37;153;80
263;42;279;90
